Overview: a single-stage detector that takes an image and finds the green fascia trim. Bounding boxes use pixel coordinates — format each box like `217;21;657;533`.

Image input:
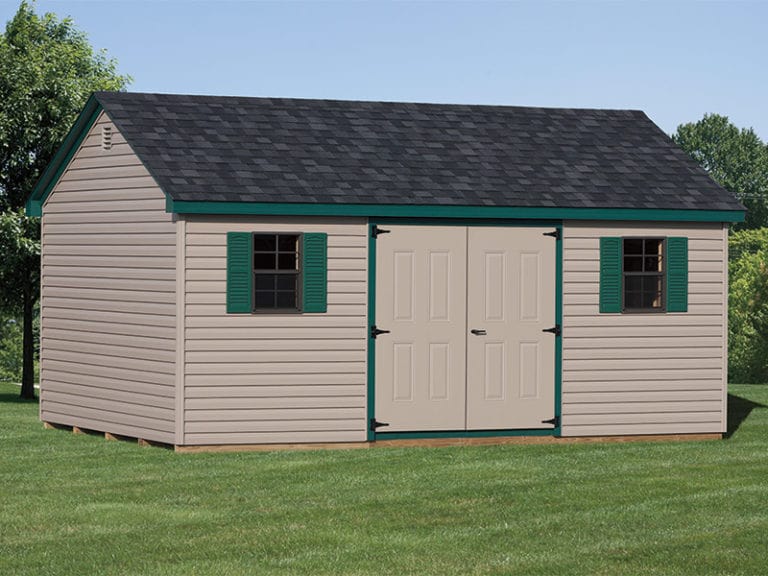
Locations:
366;222;377;442
25;95;103;217
372;217;561;227
169;200;745;223
375;429;555;440
554;224;563;436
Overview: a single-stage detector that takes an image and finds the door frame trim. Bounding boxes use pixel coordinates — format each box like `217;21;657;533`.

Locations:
367;218;563;441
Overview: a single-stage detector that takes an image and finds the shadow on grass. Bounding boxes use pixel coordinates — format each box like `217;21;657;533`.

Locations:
726;393;766;438
0;385;38;405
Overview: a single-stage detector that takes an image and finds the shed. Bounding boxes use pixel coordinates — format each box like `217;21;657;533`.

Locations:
26;92;745;449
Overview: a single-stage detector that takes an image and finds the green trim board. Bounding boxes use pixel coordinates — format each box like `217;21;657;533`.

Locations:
366;223;377;442
25;95;103;217
375;429;555;440
168;199;744;223
553;224;563;437
366;219;563;440
372;217;561;227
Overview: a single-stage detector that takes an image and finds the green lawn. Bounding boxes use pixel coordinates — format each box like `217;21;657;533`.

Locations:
1;383;766;576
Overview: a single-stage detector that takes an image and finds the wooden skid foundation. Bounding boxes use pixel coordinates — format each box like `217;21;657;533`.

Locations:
42;421;173;450
43;422;722;453
175;433;722;453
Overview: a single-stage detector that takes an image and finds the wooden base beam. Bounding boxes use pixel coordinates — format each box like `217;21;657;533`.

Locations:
175;441;371;454
176;432;723;453
138;438;173;450
43;421;172;449
42;421;722;453
43;421;69;431
105;432;133;442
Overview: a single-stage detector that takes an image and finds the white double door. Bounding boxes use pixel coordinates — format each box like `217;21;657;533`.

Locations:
374;225;556;432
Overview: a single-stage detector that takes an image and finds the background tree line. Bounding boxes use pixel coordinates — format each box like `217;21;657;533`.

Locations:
0;1;128;397
1;3;767;396
673;116;768;382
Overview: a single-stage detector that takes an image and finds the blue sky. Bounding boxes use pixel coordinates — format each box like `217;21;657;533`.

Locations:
2;1;766;139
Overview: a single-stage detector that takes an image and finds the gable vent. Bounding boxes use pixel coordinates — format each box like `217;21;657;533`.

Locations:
101;125;113;150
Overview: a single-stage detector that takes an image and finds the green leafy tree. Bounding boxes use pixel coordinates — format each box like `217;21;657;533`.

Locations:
728;228;768;383
0;1;130;398
0;313;23;382
673;114;768;230
0;209;39;393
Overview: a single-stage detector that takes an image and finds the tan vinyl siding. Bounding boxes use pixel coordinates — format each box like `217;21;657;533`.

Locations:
182;216;368;445
561;221;727;437
40;112;176;444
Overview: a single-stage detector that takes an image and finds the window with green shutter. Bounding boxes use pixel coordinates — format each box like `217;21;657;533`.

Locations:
226;232;253;313
599;235;688;314
666;237;688;312
302;233;328;313
599;237;622;313
225;231;328;314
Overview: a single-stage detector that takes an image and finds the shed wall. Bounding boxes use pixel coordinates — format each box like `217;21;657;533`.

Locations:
561;221;727;436
181;216;368;445
40;112;177;443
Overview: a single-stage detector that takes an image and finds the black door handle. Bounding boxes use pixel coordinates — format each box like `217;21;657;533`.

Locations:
370;325;390;339
471;329;487;336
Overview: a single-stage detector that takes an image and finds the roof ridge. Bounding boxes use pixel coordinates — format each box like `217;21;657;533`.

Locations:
94;90;646;115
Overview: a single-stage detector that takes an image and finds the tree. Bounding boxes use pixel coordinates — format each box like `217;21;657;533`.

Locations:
728;228;768;383
673;114;768;230
0;210;38;394
0;1;130;398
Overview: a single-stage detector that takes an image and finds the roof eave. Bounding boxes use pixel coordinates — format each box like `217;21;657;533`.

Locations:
25;94;103;217
168;199;745;223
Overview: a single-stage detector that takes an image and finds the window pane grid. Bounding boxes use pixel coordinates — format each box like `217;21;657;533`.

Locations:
252;233;300;311
622;238;665;312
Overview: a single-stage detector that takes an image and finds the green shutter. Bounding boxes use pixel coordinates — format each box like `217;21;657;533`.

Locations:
600;237;622;313
302;233;328;313
226;232;253;313
666;237;688;312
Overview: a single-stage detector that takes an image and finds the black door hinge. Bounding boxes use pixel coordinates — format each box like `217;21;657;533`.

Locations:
541;416;560;427
371;225;390;238
542;324;561;336
370;418;390;431
543;229;561;240
370;325;391;339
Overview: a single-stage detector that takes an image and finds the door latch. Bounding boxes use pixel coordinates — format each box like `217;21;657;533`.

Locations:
542;325;561;336
370;325;391;339
370;418;390;431
470;329;487;336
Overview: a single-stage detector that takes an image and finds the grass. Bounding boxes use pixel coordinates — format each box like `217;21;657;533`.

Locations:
0;384;766;575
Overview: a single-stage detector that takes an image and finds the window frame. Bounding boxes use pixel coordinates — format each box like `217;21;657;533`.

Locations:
252;232;303;314
621;236;667;314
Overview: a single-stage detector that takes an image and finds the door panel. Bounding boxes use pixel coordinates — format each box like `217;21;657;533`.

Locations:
466;227;556;429
375;226;467;431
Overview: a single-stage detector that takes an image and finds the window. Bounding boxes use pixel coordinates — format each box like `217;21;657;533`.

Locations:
599;235;688;314
253;233;300;311
226;231;327;314
622;238;664;311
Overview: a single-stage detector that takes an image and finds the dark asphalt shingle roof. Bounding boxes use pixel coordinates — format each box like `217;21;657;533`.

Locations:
94;91;744;212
